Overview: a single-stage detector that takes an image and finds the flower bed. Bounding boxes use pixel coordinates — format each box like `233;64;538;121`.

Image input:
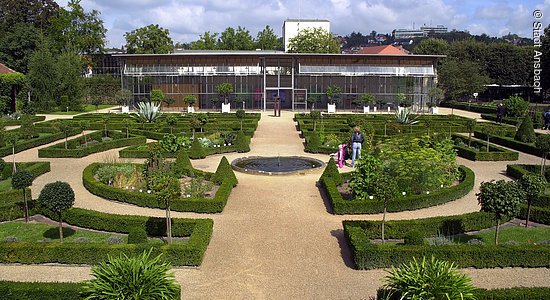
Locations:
343;212;550;270
38;130;146;158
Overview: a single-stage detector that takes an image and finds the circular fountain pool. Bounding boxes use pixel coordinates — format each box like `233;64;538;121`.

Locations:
231;156;325;175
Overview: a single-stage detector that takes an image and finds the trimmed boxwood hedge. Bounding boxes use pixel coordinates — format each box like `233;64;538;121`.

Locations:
0;128;82;157
505;164;550;225
0;207;213;266
452;134;519;161
82;158;236;213
474;131;542;156
343;212;550;270
439;101;497;114
321;165;474;214
38;130;146;158
118;142;238;159
378;287;550;300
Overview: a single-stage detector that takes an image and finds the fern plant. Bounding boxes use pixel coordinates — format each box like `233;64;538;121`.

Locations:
394;108;419;125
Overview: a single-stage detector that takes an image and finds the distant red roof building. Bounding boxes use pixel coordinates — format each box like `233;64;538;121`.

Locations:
0;63;15;74
356;45;409;55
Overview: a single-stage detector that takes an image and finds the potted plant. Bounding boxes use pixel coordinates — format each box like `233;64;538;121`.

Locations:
183;95;197;113
115;89;132;113
325;85;341;113
307;95;320;110
397;93;412;113
216;83;233;113
358;93;375;114
426;101;438;114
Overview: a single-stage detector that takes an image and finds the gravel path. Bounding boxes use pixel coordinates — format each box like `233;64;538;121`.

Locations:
0;109;549;299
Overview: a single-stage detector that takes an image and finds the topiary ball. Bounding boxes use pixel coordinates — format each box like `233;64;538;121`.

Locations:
128;227;148;244
404;230;424;245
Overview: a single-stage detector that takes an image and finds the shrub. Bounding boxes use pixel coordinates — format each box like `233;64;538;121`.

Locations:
82;250;180;299
37;181;75;242
321;157;343;186
306;131;321;153
380;256;476;300
175;149;194;176
234;130;250;152
504;95;529;117
128;227;148;244
403;230;424;245
514;115;536;143
212;156;237;187
188;138;205;159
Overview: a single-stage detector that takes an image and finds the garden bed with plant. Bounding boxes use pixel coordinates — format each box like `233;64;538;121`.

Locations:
0;128;82;157
83;152;237;213
343;212;550;270
452;134;519;161
37;130;146;158
506;164;550;225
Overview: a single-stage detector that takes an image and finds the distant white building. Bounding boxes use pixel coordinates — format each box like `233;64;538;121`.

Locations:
282;19;330;52
393;25;448;40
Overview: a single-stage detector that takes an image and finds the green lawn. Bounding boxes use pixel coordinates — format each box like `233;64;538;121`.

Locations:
47;104;117;115
0;221;127;243
460;226;550;244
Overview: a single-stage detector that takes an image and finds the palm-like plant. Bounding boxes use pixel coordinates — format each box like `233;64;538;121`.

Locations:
83;250;180;299
381;256;476;300
133;101;162;123
395;108;419;125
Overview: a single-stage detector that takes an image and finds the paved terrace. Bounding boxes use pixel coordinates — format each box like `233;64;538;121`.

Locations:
0;108;549;299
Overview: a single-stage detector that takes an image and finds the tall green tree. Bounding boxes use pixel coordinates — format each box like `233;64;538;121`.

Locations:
288;27;340;53
218;27;237;50
255;25;279;50
438;59;490;101
447;39;488;66
190;31;218;50
150;174;181;244
0;0;59;31
124;24;173;54
540;25;550;94
55;51;84;110
27;40;57;111
486;43;531;85
413;38;449;55
477;180;524;245
48;0;106;54
234;26;255;50
0;23;42;73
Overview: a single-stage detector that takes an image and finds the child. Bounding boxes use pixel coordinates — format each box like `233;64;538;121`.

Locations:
336;143;348;168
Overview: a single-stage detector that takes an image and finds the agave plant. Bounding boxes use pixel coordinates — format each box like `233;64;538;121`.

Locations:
133;101;162;123
395;108;419;125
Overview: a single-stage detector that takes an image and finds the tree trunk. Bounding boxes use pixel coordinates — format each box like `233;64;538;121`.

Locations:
166;206;172;244
64;136;68;149
541;153;545;176
104;124;107;137
23;189;28;223
494;219;500;245
381;204;387;243
126;128;129;138
313;121;316;132
170;126;173;134
486;136;490;152
59;215;64;242
384;124;387;137
526;201;532;228
240;120;243;131
12;146;16;174
468;132;472;147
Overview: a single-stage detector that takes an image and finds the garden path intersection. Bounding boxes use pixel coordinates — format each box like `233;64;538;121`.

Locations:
0;109;549;299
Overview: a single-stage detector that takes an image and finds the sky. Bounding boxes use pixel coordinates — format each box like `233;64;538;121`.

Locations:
58;0;550;48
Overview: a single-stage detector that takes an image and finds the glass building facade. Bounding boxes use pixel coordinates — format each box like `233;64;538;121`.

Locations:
113;51;442;111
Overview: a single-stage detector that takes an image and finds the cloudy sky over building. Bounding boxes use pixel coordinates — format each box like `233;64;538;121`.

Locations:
58;0;549;47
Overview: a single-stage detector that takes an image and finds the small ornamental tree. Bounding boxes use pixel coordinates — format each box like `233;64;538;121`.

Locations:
358;93;375;108
216;83;233;104
514;115;536;143
466;119;477;147
235;109;245;131
349;154;382;200
163;97;176;108
325;85;341;105
183;94;197;107
11;169;34;223
504;95;529;118
322;157;343;186
481;125;496;152
91;98;102;111
370;173;399;243
165;114;178;134
5;131;19;173
38;181;75;242
175;149;194;176
102;115;110;137
150;174;180;244
79;120;90;147
122;118;132;138
307;95;320;110
476;180;524;245
150;89;165;104
306;131;321;153
310;110;321;131
114;89;133;107
52;120;71;149
518;174;547;228
213;156;238;186
234;130;249;153
535;134;550;175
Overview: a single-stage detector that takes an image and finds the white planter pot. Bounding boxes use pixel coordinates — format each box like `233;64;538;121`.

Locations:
221;103;231;113
373;106;377;112
430;107;439;114
363;106;370;114
121;106;129;113
187;106;195;113
398;106;405;114
327;103;336;113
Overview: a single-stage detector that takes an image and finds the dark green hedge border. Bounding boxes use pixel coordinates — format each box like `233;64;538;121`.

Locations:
505;164;550;225
474;131;541;156
38;130;146;158
0;207;213;266
0;129;82;157
118;142;238;159
343;212;550;270
439;101;497;114
452;134;519;161
378;287;550;300
82;159;236;213
320;163;475;215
